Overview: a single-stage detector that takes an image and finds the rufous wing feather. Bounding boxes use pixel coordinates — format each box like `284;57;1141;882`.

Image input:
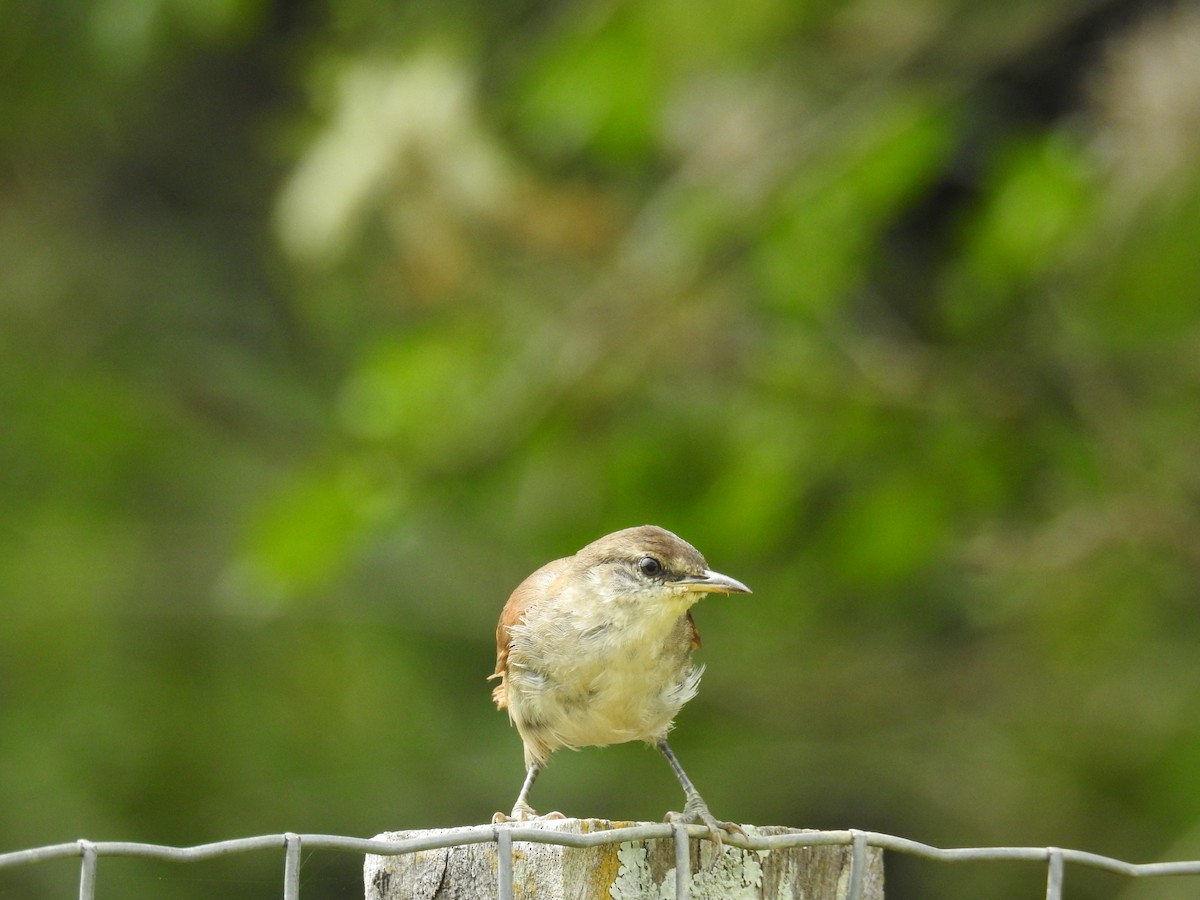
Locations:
489;556;572;709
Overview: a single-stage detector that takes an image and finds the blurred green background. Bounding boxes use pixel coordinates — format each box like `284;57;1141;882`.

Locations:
3;0;1200;897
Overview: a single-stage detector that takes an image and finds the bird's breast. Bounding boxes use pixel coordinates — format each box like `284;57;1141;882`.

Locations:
504;598;702;755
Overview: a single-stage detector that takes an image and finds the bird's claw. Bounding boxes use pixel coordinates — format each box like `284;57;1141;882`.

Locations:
666;799;744;851
491;808;565;824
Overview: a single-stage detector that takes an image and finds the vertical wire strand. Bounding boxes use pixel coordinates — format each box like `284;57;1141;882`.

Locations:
672;825;691;900
283;833;301;900
496;827;514;900
847;830;868;900
77;840;97;900
1046;848;1064;900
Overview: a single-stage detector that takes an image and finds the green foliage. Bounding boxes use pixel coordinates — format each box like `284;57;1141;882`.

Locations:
3;1;1200;898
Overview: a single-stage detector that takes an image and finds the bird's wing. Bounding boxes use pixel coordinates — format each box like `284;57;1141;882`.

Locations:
686;610;702;650
489;555;572;709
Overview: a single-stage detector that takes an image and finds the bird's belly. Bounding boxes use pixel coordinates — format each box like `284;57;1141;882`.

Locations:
507;653;702;753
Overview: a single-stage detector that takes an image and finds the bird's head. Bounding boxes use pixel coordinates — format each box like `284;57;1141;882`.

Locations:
572;525;751;608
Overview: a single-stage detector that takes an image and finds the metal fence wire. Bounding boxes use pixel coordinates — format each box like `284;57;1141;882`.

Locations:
3;825;1200;900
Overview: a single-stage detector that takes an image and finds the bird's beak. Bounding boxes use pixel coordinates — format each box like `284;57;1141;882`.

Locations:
677;569;751;595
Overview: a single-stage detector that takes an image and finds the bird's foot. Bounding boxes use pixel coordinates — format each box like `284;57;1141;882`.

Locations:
665;796;744;850
491;804;566;824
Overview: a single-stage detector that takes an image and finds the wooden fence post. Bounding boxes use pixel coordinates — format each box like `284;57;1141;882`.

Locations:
364;818;884;899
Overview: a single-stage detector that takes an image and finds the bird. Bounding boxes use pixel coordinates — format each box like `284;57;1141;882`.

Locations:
489;524;751;842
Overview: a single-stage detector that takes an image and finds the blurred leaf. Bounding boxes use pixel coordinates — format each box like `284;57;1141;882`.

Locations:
943;132;1096;338
754;93;957;317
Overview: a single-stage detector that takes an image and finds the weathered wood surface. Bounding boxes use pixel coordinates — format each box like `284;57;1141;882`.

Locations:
364;818;883;899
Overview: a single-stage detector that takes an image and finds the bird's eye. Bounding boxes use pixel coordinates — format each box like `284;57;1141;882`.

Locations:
638;556;663;577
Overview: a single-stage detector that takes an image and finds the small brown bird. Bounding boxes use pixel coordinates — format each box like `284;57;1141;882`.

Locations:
490;525;750;839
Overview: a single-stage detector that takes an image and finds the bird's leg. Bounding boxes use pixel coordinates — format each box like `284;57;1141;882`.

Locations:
492;761;565;823
511;761;541;819
657;739;744;847
492;761;541;822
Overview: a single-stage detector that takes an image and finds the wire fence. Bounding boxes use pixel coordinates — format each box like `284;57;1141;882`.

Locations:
2;824;1200;900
